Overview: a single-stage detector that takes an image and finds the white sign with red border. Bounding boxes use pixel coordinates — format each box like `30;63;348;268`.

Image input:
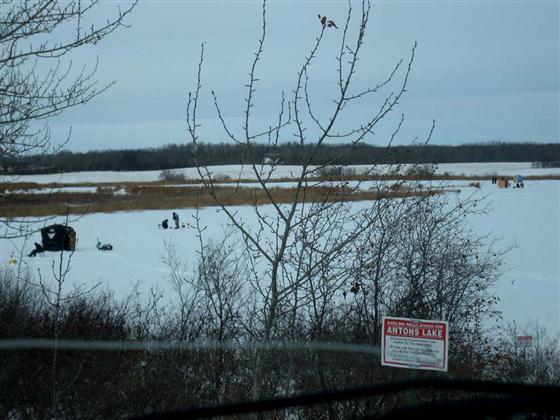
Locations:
381;316;449;372
516;335;533;348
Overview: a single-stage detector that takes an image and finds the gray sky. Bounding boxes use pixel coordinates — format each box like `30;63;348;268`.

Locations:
47;1;559;152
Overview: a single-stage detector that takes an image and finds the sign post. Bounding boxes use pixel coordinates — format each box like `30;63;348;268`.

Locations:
381;316;449;372
516;335;532;368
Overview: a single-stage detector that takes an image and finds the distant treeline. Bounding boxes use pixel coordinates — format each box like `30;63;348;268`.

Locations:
2;142;559;174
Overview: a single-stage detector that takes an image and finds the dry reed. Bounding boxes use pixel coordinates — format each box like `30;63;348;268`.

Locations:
1;185;440;217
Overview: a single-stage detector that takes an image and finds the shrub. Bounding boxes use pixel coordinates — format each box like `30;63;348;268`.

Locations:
159;169;187;182
96;186;114;195
532;161;560;168
405;164;435;177
213;174;232;182
317;165;356;178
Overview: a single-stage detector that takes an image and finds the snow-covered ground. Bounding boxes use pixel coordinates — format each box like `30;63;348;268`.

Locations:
468;180;559;334
4;162;560;185
1;178;558;334
5;187;99;194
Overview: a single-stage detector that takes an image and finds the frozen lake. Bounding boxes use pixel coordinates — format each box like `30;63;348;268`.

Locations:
1;178;558;335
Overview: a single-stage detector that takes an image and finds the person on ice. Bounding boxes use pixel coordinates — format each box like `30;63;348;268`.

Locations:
96;238;113;251
172;212;180;229
161;219;169;229
28;242;44;257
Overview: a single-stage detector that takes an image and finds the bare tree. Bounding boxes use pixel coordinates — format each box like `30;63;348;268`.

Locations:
161;214;251;404
184;0;433;399
486;323;560;385
181;0;513;403
0;0;137;238
347;192;506;343
30;212;99;417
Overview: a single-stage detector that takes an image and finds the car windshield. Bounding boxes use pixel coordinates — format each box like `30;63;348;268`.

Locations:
0;1;558;418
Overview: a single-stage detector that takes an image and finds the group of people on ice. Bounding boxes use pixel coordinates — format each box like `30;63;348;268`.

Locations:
160;211;186;229
22;210;186;262
25;224;113;258
491;175;525;189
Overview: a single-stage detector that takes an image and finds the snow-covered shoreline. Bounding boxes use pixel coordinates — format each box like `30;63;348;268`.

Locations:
3;162;559;185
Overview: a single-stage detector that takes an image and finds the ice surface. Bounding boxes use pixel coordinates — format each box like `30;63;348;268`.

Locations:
1;176;558;334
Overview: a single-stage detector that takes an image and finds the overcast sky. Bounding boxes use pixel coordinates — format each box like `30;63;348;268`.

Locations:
46;1;559;152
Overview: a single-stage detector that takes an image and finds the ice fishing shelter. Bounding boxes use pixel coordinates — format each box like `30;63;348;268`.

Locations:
41;224;76;251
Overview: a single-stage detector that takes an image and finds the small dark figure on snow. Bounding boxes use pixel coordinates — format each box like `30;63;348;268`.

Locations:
28;242;44;257
172;212;180;229
96;238;113;251
161;219;169;229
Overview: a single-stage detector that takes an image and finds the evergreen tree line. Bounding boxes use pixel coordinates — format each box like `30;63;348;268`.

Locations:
1;142;559;174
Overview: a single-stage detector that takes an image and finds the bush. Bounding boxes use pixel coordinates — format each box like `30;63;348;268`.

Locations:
96;186;114;195
532;161;560;168
405;164;436;177
159;169;187;182
0;248;556;417
317;165;356;178
213;174;232;182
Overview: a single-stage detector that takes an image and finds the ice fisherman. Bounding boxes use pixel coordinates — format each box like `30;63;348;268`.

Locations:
28;242;44;257
172;212;180;229
161;219;169;229
96;238;113;251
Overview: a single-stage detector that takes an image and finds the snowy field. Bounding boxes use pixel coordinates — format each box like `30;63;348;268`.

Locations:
1;177;558;335
4;162;560;185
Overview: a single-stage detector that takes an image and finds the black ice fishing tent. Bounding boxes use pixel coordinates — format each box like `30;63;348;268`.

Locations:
41;224;76;251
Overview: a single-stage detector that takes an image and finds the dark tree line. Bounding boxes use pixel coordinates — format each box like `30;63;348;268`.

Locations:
1;142;559;174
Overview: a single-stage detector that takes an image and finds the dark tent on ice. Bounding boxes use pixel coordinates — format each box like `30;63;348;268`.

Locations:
41;224;76;251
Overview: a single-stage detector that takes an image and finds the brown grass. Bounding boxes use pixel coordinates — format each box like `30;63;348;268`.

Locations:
1;185;441;217
2;171;556;217
1;172;557;193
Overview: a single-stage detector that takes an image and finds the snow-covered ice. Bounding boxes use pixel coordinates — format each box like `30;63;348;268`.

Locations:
469;180;559;333
1;177;558;334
